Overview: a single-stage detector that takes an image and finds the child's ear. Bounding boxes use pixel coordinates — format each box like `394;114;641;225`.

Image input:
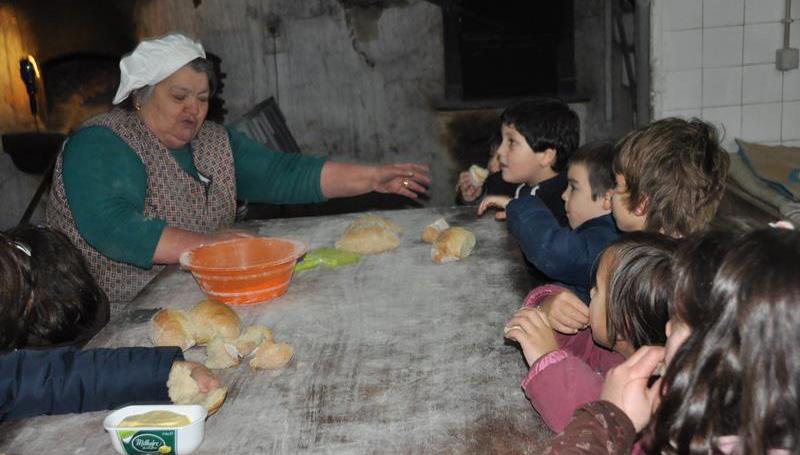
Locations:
540;148;557;168
633;195;649;216
601;189;613;210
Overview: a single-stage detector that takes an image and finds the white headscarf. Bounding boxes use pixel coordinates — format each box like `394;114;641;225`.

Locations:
113;33;206;105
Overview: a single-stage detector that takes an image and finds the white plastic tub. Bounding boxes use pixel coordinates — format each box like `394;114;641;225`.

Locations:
103;404;207;454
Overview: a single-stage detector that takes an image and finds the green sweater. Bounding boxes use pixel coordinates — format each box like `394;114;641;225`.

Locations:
62;126;327;268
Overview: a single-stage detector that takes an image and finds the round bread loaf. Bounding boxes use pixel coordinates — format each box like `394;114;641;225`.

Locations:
204;335;239;369
344;214;402;234
189;299;241;344
150;309;196;351
249;341;294;370
431;227;476;263
335;214;401;254
234;325;274;357
421;218;450;244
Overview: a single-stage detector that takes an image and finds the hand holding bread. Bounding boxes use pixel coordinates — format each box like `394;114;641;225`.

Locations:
468;164;489;187
168;361;228;415
457;168;484;202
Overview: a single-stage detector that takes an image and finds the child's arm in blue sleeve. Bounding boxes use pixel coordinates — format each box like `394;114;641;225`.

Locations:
0;346;182;422
506;196;596;288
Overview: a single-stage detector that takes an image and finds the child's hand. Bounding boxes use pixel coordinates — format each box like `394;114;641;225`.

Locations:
538;290;589;334
600;346;664;432
477;195;511;220
504;307;559;367
174;360;221;393
457;171;482;202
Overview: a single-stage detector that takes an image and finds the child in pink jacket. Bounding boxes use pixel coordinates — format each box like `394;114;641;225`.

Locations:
504;231;677;432
547;225;798;454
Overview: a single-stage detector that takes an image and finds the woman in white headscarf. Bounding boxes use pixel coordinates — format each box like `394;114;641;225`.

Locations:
47;33;430;302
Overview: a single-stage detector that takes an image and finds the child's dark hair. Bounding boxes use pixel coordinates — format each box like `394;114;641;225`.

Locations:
647;226;799;454
568;140;615;201
500;98;579;173
3;225;109;350
602;231;678;349
613;117;730;237
0;233;33;351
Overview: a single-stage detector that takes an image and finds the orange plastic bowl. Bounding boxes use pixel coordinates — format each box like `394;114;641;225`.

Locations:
179;237;306;305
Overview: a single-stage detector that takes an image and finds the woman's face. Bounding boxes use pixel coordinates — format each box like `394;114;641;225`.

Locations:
139;65;209;149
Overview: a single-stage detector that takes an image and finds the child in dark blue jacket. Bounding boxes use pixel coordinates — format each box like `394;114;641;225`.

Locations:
0;228;220;423
503;141;620;302
0;346;192;422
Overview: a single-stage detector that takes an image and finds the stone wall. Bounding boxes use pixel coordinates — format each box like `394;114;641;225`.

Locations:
134;0;451;209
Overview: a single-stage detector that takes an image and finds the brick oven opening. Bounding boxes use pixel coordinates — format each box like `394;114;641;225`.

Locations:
42;52;121;135
443;0;575;101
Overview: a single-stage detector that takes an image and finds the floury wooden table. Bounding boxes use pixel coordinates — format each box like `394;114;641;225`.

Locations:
0;206;556;454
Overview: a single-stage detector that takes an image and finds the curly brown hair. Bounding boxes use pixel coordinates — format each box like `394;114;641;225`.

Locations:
613;118;729;237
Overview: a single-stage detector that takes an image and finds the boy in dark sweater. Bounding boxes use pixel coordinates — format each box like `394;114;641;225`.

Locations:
476;98;579;226
504;141;620;302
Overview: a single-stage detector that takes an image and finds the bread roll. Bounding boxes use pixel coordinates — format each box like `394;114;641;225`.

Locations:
468;164;489;186
150;309;196;351
234;325;274;357
335;214;401;254
345;214;402;234
249;341;294;370
201;388;228;416
421;218;450;244
189;299;240;344
431;227;476;263
167;362;228;415
204;335;239;369
653;361;667;377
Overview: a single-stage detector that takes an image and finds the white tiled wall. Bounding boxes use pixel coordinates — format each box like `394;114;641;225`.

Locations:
652;0;800;151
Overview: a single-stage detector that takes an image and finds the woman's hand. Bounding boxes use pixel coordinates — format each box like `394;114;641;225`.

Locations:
600;346;664;432
320;161;430;199
504;307;559;367
457;171;482;202
154;227;254;265
172;361;221;393
477;195;511;220
372;163;430;199
538;290;589;334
